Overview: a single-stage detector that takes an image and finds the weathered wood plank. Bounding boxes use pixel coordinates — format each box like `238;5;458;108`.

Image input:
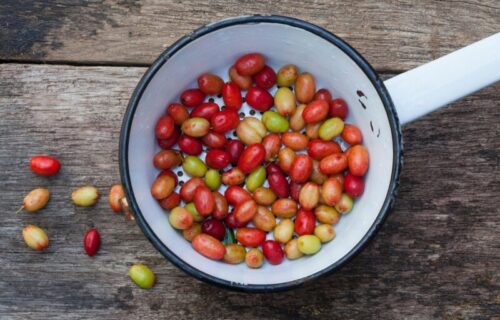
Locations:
1;0;498;71
0;64;498;319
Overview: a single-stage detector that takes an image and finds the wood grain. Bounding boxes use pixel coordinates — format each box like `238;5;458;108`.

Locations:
0;64;498;319
1;0;499;71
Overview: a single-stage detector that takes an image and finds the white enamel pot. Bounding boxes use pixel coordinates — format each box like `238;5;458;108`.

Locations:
119;16;500;292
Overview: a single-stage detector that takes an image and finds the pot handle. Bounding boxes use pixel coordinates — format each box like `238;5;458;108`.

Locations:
384;32;500;125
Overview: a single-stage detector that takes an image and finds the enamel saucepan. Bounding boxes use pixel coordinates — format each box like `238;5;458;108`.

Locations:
119;16;500;292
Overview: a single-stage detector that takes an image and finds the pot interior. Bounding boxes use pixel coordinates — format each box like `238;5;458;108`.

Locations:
124;21;395;286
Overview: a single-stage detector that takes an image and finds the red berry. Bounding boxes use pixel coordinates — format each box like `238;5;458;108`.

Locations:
294;209;315;235
29;155;61;176
262;240;284;265
222;82;243;110
225;140;245;165
181;88;205;108
157;126;181;149
83;228;100;257
155;116;175;139
178;135;203;155
329;98;349;119
246;86;274;112
253;65;276;89
344;173;365;198
225;212;247;228
202;219;226;241
205;149;231;169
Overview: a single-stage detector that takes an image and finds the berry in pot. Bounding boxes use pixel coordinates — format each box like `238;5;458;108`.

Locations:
252;187;277;206
342;124;363;145
321;177;343;206
159;192;181;210
295;208;316;235
236;117;267;145
193;185;215;216
344;173;365;198
251;206;276;232
169;207;194;230
225;212;248;229
289;181;302;202
167;103;189;125
225;139;245;165
155;116;175;140
271;198;297;218
285;238;303;260
225;186;252;206
180;177;205;202
197;73;224;95
253;65;276;89
205;169;221;191
262;240;284;265
153;150;182;170
314;224;336;243
202;131;226;149
201;219;226;241
347;145;369;176
229;66;252;90
205;149;231;170
233;199;258;225
274;87;296;116
262;111;289;133
297;235;322;255
290;103;307;132
246;86;274;112
289;154;313;183
245;248;264;268
295;72;316;103
237;143;265;174
221;167;246;186
245;166;266;192
278;147;296;173
192;234;226;260
212;192;229;220
190;102;220;120
299;182;320;210
178;135;203;156
273;219;294;243
302;100;329;123
267;171;290;199
262;133;281;162
276;64;298;87
223;244;246;264
182;156;208;177
181;88;205;108
157;126;181;149
236;227;266;247
235;53;265;76
307;139;341;161
314;88;332;101
329;98;349;119
182;117;210;137
222;82;243;110
210;109;240;133
281;132;309;151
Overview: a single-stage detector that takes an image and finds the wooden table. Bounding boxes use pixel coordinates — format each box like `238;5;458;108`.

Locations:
1;1;499;319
